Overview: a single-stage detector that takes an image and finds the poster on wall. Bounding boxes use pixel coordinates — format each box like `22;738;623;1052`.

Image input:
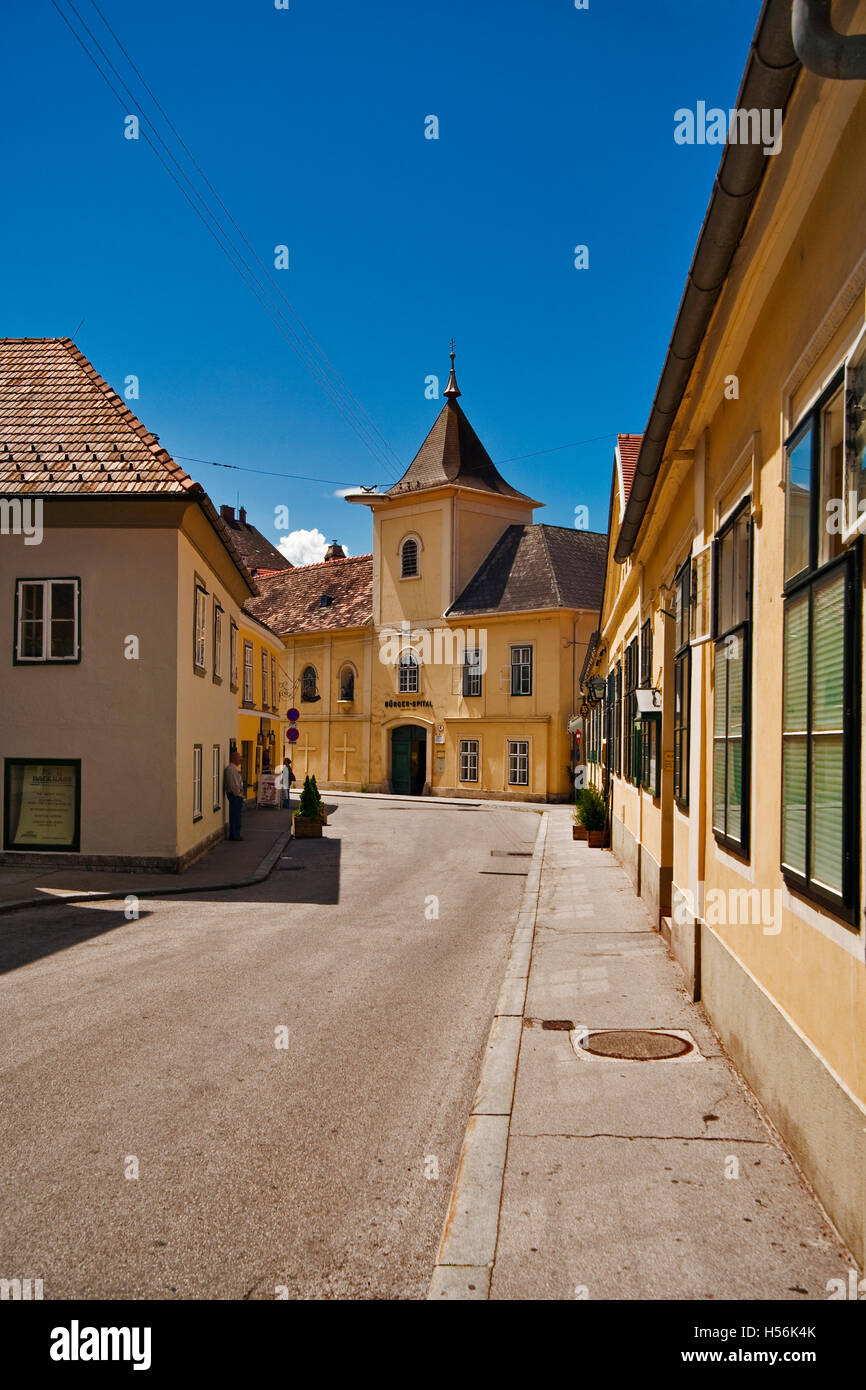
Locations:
4;760;81;852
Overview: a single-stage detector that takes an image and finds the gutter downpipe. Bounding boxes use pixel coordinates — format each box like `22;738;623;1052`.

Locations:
792;0;866;78
613;0;801;564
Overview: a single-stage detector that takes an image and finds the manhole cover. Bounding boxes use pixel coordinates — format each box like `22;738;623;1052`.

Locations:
580;1029;692;1060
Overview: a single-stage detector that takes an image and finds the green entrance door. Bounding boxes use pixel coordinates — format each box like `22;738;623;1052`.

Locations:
391;726;427;795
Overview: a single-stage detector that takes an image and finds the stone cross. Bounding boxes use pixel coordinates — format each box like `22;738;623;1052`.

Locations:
333;733;356;779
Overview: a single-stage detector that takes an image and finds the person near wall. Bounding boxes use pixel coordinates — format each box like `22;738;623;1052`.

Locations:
224;749;245;841
281;754;295;810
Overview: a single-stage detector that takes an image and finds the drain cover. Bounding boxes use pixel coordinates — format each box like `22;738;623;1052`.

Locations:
580;1029;692;1060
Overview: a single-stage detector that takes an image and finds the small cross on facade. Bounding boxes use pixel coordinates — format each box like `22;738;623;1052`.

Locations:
295;732;317;773
333;733;356;779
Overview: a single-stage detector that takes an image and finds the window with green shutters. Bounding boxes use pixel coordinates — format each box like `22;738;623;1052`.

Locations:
712;500;752;855
782;374;860;921
673;557;691;809
624;639;639;783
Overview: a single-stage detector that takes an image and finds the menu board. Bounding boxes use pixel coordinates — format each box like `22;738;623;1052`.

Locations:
10;763;79;849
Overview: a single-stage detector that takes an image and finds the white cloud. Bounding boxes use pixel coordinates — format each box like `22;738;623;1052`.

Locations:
277;528;350;567
332;486;362;498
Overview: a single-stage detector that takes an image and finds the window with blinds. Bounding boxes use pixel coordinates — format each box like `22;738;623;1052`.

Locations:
673;557;691;809
782;375;859;921
712;500;752;855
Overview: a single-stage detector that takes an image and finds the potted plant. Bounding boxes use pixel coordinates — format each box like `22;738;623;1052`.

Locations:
293;775;324;839
580;784;607;848
309;774;327;824
573;788;589;841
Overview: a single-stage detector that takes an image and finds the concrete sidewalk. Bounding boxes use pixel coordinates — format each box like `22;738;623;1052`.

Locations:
431;809;858;1300
0;804;294;914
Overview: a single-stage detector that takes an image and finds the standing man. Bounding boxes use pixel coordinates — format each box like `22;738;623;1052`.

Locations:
281;752;295;810
224;748;245;841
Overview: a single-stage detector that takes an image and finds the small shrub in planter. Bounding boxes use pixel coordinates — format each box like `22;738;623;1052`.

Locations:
293;776;323;838
572;788;589;841
309;774;327;824
580;785;607;847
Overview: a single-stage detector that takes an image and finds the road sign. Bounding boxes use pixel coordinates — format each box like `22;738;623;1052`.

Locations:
287;708;299;722
287;727;299;743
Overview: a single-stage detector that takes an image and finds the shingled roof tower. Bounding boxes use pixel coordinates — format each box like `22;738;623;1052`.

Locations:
347;349;542;622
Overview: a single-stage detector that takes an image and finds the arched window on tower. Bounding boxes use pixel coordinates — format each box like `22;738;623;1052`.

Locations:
398;650;419;694
400;536;419;578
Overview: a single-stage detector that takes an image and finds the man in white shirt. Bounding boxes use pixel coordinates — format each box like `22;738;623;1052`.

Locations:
224;749;245;840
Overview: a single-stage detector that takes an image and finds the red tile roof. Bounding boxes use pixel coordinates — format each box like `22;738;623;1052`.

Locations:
0;338;199;495
617;434;643;507
0;338;256;592
245;554;373;635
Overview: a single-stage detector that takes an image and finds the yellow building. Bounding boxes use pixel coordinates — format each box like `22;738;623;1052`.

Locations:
0;338;259;869
245;357;606;800
583;1;866;1266
235;608;288;801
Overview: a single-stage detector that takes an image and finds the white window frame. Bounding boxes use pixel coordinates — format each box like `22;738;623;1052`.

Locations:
261;649;269;709
399;534;422;580
459;738;479;783
212;743;221;811
510;645;532;696
193;745;203;821
230;620;239;691
213;601;223;680
270;655;277;710
243;641;254;704
507;739;529;787
398;649;420;693
15;578;80;663
194;584;207;671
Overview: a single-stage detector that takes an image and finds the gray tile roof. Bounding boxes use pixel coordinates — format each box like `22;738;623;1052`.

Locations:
386;399;536;502
447;524;607;616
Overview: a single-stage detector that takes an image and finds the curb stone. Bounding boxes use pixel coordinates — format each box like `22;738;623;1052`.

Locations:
428;811;549;1299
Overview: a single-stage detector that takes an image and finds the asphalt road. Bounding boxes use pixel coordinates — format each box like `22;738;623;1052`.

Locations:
0;796;539;1300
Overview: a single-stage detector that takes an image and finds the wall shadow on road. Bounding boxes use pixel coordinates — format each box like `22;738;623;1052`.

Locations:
159;836;343;908
0;906;152;975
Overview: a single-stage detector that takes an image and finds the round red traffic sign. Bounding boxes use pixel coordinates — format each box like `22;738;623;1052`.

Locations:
287;727;300;743
287;708;299;722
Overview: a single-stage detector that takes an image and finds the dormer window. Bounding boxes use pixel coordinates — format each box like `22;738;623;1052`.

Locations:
320;594;333;608
400;537;419;578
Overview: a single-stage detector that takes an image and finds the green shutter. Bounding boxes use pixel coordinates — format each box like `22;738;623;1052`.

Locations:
809;572;846;896
782;593;809;875
712;646;727;835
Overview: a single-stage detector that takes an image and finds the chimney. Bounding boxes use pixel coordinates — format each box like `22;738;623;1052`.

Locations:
239;506;247;526
324;539;346;561
219;504;235;523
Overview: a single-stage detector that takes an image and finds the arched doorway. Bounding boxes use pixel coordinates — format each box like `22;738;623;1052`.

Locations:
391;725;427;795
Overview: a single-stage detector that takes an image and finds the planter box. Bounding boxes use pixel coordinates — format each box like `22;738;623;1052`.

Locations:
293;815;323;839
573;824;588;841
587;829;605;848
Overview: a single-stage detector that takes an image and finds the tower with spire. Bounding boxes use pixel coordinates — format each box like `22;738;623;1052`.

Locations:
348;347;541;627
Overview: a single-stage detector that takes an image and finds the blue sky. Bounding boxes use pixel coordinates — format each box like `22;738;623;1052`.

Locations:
4;0;762;562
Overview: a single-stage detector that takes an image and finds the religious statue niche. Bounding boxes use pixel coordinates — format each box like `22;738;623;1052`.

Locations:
339;666;355;702
301;665;320;702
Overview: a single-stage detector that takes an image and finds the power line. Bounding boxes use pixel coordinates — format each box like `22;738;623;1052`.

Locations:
49;0;402;478
173;428;619;486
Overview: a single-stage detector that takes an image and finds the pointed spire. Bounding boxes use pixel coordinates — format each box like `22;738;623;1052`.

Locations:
444;339;461;400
